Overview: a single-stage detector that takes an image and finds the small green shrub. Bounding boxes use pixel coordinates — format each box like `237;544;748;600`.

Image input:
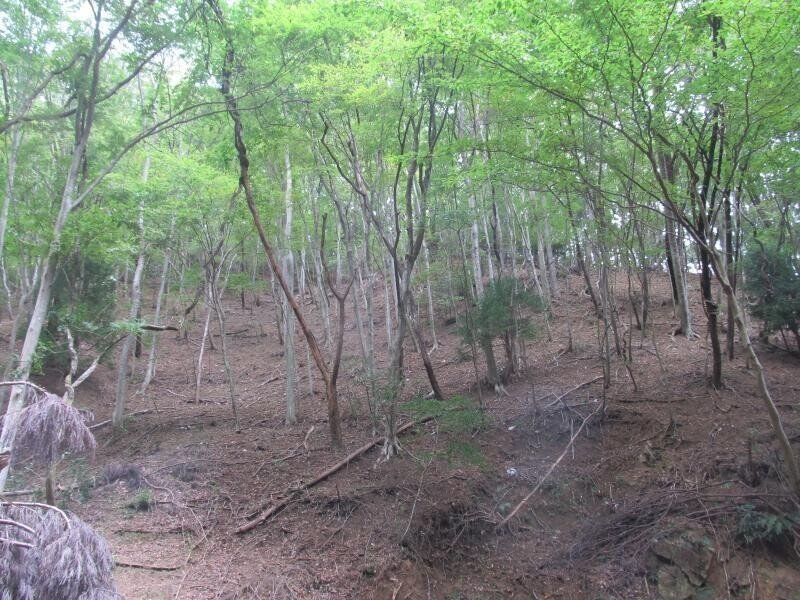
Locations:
406;395;486;468
126;489;154;512
743;240;800;350
736;504;798;546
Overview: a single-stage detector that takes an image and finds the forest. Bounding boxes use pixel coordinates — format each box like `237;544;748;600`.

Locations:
0;0;798;598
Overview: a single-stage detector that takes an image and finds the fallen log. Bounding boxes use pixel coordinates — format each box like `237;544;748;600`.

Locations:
236;416;434;534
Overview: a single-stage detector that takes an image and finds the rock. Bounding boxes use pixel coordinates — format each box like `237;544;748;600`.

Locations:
653;564;694;600
650;521;715;587
756;562;800;600
647;519;718;599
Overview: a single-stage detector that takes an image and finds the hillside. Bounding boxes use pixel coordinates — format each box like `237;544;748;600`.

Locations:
5;272;797;599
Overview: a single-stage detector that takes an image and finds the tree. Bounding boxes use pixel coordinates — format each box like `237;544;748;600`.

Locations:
0;0;206;490
462;0;800;492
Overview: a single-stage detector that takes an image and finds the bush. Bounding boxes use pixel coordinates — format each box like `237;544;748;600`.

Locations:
736;504;798;547
743;240;800;351
406;395;486;468
460;277;544;346
36;255;117;374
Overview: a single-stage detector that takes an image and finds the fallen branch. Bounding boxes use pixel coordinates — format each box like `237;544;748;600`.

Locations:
115;559;182;571
90;409;153;430
236;416;434;534
0;489;36;497
497;406;599;530
542;376;603;410
140;324;179;332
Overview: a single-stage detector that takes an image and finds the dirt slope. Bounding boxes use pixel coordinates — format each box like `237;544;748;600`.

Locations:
5;273;799;599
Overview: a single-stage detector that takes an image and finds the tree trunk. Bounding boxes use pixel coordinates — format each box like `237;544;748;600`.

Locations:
699;241;722;389
469;193;484;297
422;238;438;350
544;213;558;298
194;309;212;404
666;214;693;336
112;248;145;428
0;126;23;315
210;8;341;446
141;231;172;392
212;286;239;430
282;151;298;425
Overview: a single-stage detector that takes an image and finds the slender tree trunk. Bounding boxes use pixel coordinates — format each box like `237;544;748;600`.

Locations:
469;193;484;297
195;309;212;404
709;249;800;495
141;226;173;391
383;270;393;352
312;246;331;347
544;213;558;298
482;215;496;282
113;248;145;428
699;241;722;388
666;213;693;336
422;238;438;350
282;152;298;425
113;146;151;428
210;9;341;446
283;255;297;424
0;126;23;315
212;283;239;430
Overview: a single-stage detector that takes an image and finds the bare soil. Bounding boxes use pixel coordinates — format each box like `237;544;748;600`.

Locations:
4;272;799;599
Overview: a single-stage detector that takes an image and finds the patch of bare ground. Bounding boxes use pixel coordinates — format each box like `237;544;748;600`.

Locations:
3;272;798;599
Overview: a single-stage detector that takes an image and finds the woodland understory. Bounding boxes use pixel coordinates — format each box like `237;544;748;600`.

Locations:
0;1;798;599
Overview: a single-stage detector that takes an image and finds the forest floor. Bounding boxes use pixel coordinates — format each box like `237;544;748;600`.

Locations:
4;272;800;599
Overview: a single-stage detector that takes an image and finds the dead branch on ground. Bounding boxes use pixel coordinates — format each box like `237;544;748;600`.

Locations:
236;416;433;534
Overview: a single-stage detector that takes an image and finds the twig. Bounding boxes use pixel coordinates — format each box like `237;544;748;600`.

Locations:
236;416;434;534
497;406;599;530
